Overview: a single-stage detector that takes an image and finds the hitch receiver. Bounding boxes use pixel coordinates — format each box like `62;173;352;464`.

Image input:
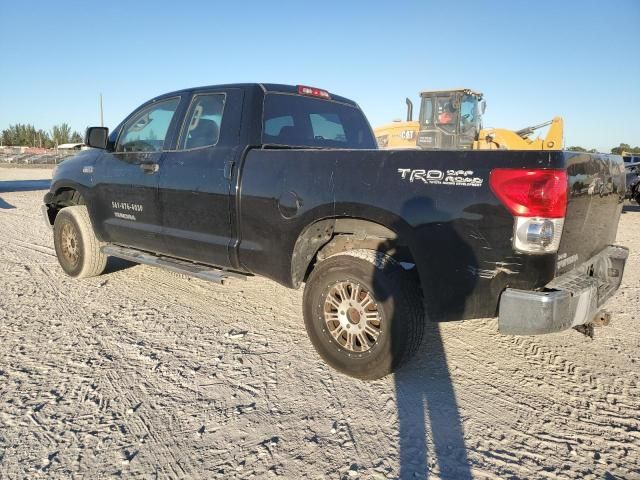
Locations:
573;310;612;339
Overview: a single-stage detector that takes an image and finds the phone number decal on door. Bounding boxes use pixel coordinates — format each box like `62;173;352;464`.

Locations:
111;201;144;212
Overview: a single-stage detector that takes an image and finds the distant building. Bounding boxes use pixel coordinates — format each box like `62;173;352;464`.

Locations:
57;143;85;150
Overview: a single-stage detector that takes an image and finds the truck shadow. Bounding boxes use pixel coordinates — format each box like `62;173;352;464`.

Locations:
393;324;472;478
375;195;478;478
104;257;136;275
0;179;51;193
0;197;16;209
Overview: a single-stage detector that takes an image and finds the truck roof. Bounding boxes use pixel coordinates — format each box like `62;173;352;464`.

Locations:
149;83;359;107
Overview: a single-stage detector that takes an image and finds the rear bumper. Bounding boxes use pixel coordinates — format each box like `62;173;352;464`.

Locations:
498;245;629;335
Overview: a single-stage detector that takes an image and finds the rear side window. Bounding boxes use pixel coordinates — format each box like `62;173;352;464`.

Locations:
262;93;376;149
179;93;226;150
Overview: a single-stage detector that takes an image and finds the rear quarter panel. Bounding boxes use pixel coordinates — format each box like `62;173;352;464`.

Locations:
239;149;573;321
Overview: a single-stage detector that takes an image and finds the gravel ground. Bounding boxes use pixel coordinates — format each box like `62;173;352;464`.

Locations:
0;167;639;479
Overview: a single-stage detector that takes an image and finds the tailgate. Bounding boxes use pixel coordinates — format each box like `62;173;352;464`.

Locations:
556;152;625;275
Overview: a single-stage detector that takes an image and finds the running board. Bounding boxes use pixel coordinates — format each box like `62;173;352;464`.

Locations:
101;245;247;284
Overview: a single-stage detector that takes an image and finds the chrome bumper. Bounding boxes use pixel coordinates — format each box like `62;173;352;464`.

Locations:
499;245;629;335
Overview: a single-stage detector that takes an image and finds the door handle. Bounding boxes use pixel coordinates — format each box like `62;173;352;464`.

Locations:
140;162;159;174
224;161;234;180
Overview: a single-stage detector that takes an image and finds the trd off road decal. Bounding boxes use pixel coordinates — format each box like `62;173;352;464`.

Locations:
398;168;484;187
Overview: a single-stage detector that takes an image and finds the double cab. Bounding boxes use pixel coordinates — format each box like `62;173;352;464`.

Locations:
43;83;628;379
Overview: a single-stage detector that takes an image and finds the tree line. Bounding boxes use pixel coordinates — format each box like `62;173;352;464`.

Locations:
610;143;640;155
1;123;83;148
2;123;637;155
568;143;640;155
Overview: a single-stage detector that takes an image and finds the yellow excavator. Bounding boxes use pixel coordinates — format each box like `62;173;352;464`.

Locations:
374;88;563;150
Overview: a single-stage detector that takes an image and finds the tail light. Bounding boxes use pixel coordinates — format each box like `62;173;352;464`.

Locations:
490;169;568;254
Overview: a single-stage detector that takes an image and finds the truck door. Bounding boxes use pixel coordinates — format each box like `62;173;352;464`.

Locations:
91;97;182;253
158;89;244;268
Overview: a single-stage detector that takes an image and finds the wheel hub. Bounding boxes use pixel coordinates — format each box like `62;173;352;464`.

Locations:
61;223;79;266
346;307;361;325
323;281;382;352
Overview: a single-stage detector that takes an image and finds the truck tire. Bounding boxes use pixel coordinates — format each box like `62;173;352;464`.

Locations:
53;205;107;278
303;249;424;380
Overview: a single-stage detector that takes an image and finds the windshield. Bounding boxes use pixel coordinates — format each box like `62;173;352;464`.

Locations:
262;93;376;149
459;94;481;136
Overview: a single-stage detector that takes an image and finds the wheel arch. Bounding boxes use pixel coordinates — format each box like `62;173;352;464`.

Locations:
44;183;89;226
290;215;418;288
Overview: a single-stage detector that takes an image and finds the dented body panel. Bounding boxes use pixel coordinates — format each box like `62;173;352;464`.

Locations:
239;148;625;321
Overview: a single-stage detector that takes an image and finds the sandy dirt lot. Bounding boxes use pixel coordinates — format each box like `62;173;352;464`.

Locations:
0;166;639;479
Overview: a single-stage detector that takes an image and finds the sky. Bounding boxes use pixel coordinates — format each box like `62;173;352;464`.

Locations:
0;0;638;152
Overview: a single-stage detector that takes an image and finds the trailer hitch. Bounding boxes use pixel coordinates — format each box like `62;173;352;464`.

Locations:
573;310;612;339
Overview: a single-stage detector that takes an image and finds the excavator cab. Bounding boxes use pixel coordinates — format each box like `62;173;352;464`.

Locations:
416;89;484;150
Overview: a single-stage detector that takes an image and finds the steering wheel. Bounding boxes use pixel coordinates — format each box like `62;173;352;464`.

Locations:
123;140;157;153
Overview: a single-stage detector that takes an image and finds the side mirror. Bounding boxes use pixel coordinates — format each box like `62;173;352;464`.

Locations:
481;101;487;115
85;127;109;149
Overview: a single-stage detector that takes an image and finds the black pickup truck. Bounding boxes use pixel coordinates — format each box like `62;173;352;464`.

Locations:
43;83;629;379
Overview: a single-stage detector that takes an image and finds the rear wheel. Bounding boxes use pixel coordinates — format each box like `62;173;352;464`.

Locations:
303;250;424;380
53;205;107;278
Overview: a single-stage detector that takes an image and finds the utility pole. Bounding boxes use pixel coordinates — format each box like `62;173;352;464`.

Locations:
100;93;104;127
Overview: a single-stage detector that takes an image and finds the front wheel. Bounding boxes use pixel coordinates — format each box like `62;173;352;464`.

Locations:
53;205;107;278
303;250;424;380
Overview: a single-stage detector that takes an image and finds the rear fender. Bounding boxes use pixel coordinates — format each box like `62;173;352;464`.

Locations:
290;217;404;287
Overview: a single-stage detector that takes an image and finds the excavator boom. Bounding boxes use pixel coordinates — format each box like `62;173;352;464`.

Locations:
477;116;563;150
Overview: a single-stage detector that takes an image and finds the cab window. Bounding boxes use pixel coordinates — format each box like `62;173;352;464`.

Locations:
264;115;293;136
309;113;346;142
436;97;456;124
435;96;457;134
262;93;376;149
117;98;180;153
419;98;433;126
459;94;480;135
179;93;226;149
